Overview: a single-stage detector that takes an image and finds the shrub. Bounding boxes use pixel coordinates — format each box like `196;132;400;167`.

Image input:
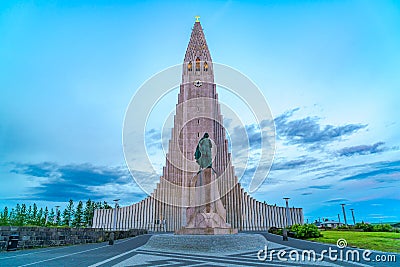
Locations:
355;222;374;232
268;227;282;235
373;224;392;232
289;224;323;239
354;222;393;232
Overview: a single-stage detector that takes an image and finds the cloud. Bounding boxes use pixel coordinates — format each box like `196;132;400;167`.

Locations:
145;128;163;150
324;198;348;203
308;185;332;190
340;160;400;182
10;162;146;202
274;108;367;150
271;157;317;171
336;142;386;157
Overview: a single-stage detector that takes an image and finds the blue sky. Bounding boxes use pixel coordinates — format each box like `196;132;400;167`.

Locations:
1;0;399;223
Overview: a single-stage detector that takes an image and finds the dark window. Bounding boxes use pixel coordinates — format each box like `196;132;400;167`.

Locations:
196;57;200;71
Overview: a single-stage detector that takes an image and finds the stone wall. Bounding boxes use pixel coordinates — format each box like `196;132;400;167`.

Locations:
0;226;147;251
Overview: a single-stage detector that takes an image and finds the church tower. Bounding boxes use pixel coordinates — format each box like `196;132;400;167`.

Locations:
92;19;304;232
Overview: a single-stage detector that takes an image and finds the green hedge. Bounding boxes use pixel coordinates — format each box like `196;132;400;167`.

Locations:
289;224;323;239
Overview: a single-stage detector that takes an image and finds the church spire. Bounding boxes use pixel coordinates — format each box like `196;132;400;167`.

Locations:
184;19;212;63
182;18;213;84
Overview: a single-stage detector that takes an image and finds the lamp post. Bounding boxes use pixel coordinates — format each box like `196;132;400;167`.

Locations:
340;204;348;226
283;198;291;227
350;208;356;225
54;205;60;224
113;199;120;231
283;198;291;241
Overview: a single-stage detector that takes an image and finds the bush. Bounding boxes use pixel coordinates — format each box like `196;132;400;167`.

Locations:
354;222;393;232
373;224;392;232
355;222;374;232
268;227;282;235
289;224;323;239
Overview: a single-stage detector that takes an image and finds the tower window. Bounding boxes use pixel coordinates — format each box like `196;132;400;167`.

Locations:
188;61;192;71
204;62;208;71
198;132;200;137
195;57;200;71
197;119;199;124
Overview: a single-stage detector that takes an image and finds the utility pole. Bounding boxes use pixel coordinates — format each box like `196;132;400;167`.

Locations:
282;198;291;241
113;199;120;231
54;205;60;224
283;198;292;227
340;204;347;226
350;208;356;225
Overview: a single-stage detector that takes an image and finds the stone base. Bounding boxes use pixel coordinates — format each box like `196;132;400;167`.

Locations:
142;234;266;254
175;227;238;235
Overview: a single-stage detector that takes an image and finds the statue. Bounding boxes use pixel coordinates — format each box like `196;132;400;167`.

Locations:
176;132;237;234
194;132;212;169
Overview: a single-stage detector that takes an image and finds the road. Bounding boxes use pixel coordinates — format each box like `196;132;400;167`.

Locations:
0;233;397;266
0;235;151;267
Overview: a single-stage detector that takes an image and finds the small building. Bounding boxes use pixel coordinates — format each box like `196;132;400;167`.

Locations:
320;220;343;229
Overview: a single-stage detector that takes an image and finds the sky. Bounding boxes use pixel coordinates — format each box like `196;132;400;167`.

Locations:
1;0;399;223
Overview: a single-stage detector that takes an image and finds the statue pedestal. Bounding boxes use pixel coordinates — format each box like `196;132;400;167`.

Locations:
176;168;237;235
176;227;237;235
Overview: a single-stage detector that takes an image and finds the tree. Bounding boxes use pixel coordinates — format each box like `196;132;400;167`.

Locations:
73;201;84;227
32;203;38;224
103;201;112;209
84;199;94;227
14;204;21;225
56;209;62;226
48;208;55;226
9;208;15;225
26;205;32;225
0;207;9;225
21;204;27;225
62;199;74;226
37;208;43;226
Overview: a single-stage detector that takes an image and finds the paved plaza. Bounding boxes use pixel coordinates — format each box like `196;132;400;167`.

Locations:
0;233;397;266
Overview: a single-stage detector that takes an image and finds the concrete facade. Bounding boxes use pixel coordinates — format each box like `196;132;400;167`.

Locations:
92;20;303;232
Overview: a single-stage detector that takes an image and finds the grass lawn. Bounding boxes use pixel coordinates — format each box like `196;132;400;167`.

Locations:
308;230;400;253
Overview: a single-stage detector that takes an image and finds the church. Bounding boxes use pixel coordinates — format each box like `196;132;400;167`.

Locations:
92;19;303;232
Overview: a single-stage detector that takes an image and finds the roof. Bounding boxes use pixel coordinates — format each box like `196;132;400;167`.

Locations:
184;21;212;63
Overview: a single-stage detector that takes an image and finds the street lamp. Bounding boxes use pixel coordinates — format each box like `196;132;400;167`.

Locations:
350;208;356;225
283;197;291;241
113;199;120;231
283;198;292;227
340;204;348;226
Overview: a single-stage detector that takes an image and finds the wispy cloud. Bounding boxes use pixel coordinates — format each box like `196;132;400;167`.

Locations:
340;160;400;182
271;157;317;171
336;142;386;157
308;185;332;190
324;198;348;203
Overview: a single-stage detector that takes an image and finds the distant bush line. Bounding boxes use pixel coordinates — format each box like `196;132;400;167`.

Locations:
0;199;112;227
